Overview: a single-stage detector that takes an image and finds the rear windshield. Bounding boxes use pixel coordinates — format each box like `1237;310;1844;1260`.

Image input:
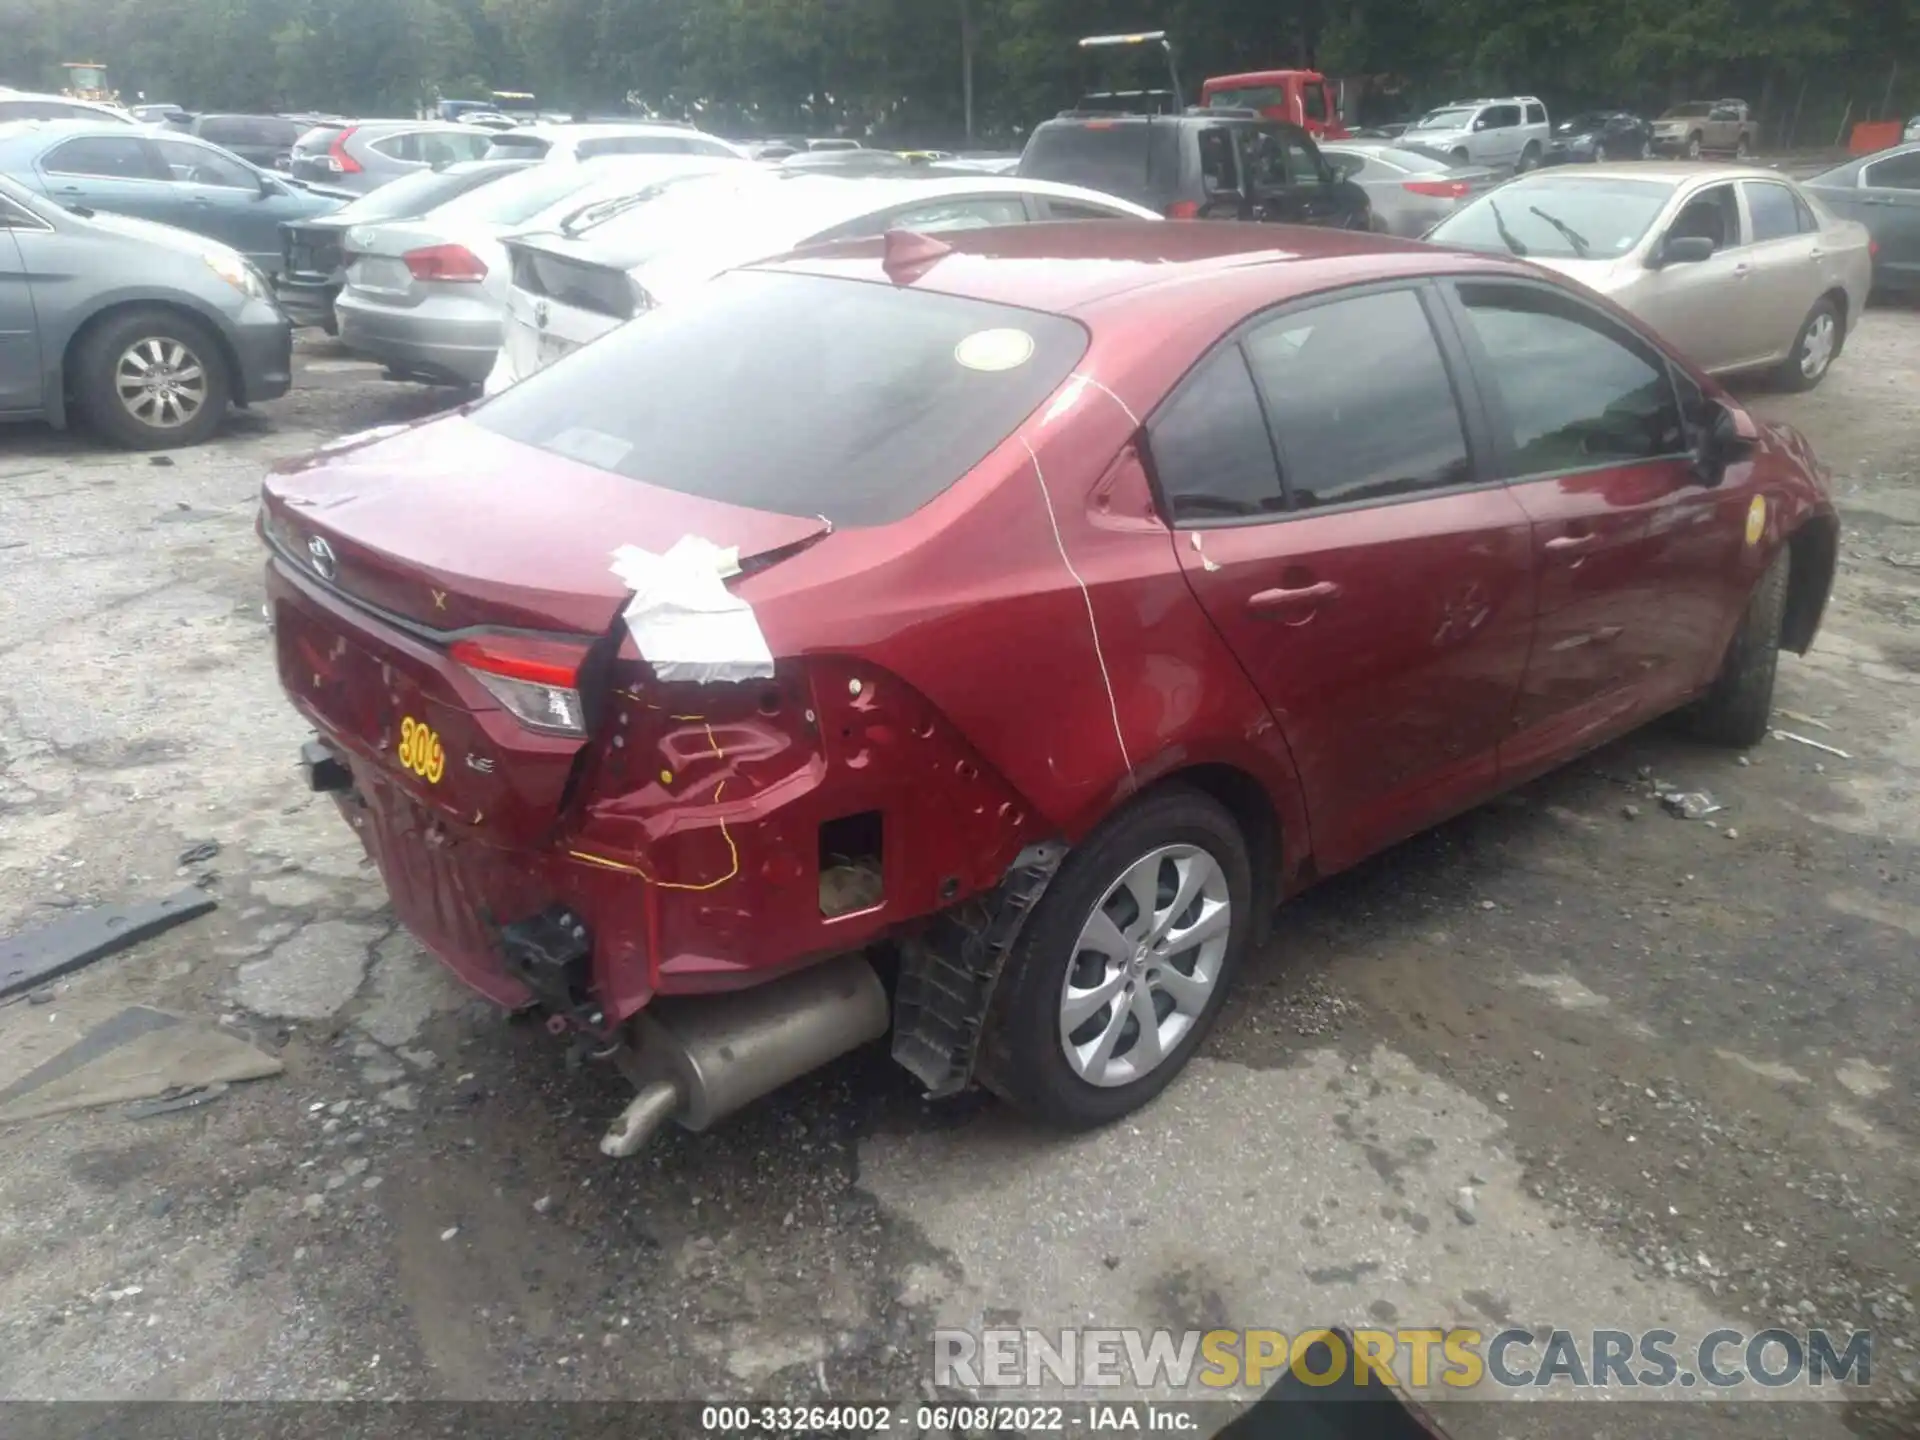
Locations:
1020;122;1166;201
484;133;552;158
198;116;301;147
1207;87;1286;110
430;162;612;225
472;269;1088;527
1429;177;1674;260
337;164;518;221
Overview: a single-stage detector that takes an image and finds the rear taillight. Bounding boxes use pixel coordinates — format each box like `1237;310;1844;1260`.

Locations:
1404;179;1470;199
1166;199;1200;219
326;126;362;175
451;635;591;736
404;244;487;282
1870;239;1880;257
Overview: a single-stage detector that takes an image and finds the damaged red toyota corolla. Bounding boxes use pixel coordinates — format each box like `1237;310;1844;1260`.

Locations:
261;221;1838;1154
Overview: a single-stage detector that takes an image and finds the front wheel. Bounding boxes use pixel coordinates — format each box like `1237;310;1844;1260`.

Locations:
1638;137;1652;159
981;786;1254;1130
1452;147;1470;165
72;308;231;450
1687;132;1704;159
1686;548;1789;747
1775;296;1842;392
1593;142;1609;163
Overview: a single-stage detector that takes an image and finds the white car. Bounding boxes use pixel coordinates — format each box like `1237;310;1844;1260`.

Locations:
1400;95;1552;171
485;173;1162;392
481;121;747;166
331;153;749;384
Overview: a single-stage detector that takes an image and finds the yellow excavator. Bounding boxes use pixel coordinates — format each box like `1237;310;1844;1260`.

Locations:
60;61;119;106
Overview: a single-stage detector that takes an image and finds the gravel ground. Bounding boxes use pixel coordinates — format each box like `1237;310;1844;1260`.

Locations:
0;322;1916;1437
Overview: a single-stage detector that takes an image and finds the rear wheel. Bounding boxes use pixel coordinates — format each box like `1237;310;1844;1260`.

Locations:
1519;141;1542;171
982;787;1253;1130
72;308;230;450
1687;548;1790;747
1775;296;1842;392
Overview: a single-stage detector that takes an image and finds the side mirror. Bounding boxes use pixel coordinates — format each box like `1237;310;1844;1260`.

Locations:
1653;234;1714;268
1692;403;1756;486
1472;116;1490;131
257;173;281;198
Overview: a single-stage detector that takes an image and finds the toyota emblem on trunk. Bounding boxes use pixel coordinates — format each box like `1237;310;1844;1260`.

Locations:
307;535;337;581
534;300;550;329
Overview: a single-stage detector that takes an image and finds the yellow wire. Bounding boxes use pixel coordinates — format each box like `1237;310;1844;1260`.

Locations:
568;723;738;891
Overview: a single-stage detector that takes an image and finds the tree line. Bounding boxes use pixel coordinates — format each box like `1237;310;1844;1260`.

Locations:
3;0;1915;147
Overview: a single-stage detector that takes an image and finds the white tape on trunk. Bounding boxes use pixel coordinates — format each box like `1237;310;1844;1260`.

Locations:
609;536;775;685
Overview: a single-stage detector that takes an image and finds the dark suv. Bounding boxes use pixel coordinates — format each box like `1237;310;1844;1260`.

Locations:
1017;111;1371;228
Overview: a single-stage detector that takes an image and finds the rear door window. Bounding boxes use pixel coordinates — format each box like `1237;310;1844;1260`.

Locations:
1864;151;1920;190
1146;346;1285;522
1020;121;1155;201
1242;288;1473;509
1743;181;1803;243
42;136;162;180
473;269;1089;527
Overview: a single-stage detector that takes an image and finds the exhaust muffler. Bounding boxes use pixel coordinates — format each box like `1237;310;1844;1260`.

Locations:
599;953;890;1157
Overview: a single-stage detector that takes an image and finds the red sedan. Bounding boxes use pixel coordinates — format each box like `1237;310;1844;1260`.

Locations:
261;221;1838;1153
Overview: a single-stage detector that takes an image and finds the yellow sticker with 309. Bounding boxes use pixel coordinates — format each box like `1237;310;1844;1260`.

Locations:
397;716;445;784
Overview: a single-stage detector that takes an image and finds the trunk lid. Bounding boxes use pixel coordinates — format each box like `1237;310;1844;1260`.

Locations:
283;213;355;279
261;412;829;636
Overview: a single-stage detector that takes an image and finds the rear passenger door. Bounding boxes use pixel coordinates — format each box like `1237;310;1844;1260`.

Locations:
1149;282;1536;872
1738;179;1825;361
1438;278;1727;778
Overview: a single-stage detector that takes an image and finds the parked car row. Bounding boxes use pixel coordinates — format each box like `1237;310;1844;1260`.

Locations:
0;97;1879;456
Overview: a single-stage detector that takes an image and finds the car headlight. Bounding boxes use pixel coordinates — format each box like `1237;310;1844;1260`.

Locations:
203;250;268;299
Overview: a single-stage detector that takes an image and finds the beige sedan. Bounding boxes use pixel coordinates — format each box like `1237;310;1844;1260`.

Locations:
1427;162;1872;389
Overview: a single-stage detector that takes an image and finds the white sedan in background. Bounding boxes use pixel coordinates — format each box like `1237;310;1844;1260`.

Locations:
331;154;749;384
480;121;748;165
484;173;1162;392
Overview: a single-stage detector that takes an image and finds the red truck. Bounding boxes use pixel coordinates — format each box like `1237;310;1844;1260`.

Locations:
1200;69;1348;138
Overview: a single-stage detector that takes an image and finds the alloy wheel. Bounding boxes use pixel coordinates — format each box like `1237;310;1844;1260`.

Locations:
1801;312;1837;379
115;337;208;431
1058;843;1232;1088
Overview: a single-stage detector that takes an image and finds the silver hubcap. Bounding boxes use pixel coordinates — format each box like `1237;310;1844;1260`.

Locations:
1688;137;1701;158
1594;144;1607;162
115;337;207;429
1059;844;1232;1088
1801;312;1836;378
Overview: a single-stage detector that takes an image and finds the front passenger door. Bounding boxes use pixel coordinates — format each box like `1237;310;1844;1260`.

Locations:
1641;182;1772;371
152;137;271;259
1154;284;1536;871
1441;279;1723;778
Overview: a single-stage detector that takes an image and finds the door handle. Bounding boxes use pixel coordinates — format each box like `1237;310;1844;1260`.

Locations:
1808;247;1823;258
1544;533;1598;554
1731;263;1750;278
1248;580;1341;611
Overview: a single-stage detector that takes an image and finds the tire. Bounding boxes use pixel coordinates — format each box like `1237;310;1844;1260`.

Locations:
1593;142;1608;163
72;307;231;450
1774;295;1843;392
1452;147;1469;165
1687;132;1703;159
1687;547;1790;748
1735;135;1751;160
1638;137;1652;159
980;786;1255;1130
1519;142;1541;171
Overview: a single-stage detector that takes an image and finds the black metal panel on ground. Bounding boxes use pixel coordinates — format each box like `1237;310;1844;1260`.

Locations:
0;890;217;1000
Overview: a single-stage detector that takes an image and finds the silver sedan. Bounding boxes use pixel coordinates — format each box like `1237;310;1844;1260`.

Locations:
1426;162;1872;389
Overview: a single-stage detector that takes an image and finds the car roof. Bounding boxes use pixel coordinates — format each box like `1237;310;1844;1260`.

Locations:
0;119;148;149
516;121;708;141
760;218;1523;317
